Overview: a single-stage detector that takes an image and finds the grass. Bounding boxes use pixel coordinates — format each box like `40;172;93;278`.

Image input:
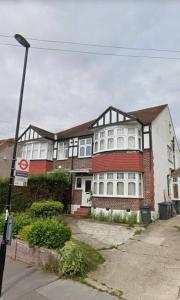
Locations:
90;211;139;226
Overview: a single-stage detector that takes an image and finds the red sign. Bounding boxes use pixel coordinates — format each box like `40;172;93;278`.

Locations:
18;159;29;171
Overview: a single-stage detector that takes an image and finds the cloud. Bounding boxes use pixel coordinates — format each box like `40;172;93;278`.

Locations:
0;0;180;144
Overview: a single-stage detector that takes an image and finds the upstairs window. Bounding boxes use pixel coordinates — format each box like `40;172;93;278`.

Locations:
93;126;142;153
167;145;173;163
57;141;68;160
21;142;53;161
78;138;92;158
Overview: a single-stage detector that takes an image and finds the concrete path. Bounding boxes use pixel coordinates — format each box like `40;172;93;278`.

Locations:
64;217;136;249
87;216;180;300
2;258;116;300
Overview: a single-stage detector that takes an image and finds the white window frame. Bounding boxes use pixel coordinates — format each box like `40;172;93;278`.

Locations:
93;125;142;154
78;137;92;158
21;142;53;161
93;172;143;198
57;141;69;160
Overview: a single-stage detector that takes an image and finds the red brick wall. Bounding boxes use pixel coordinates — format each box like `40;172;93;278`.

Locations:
29;160;53;174
92;152;143;173
92;197;142;210
143;150;154;210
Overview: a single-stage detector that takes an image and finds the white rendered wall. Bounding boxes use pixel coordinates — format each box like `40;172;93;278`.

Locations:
152;106;180;212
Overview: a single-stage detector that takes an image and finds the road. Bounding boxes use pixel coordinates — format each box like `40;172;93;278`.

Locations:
1;258;117;300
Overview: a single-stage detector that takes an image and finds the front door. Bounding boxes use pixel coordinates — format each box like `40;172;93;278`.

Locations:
81;177;92;207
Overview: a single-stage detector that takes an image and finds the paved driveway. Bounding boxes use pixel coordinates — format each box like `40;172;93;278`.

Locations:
87;216;180;300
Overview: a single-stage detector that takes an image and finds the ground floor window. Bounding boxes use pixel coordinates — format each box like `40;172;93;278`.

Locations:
93;172;143;198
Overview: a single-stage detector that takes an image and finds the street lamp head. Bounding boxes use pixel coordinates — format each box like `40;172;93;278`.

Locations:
14;34;30;48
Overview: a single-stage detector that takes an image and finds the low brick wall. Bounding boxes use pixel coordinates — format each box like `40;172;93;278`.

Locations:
6;238;60;267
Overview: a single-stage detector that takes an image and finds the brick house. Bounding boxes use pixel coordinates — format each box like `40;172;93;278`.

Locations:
0;139;14;179
17;104;180;219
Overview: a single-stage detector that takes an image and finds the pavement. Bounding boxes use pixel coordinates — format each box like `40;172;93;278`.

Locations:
1;258;117;300
64;217;136;249
87;215;180;300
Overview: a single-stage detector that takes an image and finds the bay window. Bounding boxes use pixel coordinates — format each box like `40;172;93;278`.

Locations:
94;125;142;153
21;142;53;160
93;172;143;198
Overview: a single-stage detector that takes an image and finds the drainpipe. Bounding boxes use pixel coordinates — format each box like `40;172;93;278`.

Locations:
69;143;74;214
172;137;176;170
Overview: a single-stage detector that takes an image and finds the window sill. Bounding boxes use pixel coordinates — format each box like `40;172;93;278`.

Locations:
92;194;144;198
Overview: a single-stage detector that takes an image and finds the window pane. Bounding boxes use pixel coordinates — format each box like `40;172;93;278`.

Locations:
108;138;114;149
117;137;124;149
128;136;135;148
107;173;113;179
94;182;97;194
94;142;98;152
99;173;104;179
27;144;32;159
94;174;98;180
99;182;104;194
76;178;82;188
80;139;85;145
117;128;124;135
173;184;179;198
100;131;105;138
108;129;114;136
95;133;98;140
85;180;91;193
139;182;142;196
100;139;105;150
117;172;124;179
86;138;92;145
128;128;135;134
32;143;39;159
117;182;124;195
86;145;92;156
80;147;85;157
128;173;136;179
128;182;136;195
138;137;142;150
107;182;113;195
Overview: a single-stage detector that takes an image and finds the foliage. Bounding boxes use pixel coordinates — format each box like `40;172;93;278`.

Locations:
19;225;33;240
0;173;69;213
90;211;138;225
0;214;4;234
30;201;64;218
12;213;32;236
43;255;60;275
28;218;71;249
60;240;104;278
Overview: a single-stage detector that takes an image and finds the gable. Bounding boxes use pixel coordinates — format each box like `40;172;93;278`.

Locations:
91;106;138;129
18;126;43;142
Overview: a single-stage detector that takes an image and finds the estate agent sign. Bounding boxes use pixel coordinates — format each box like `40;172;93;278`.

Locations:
14;158;30;187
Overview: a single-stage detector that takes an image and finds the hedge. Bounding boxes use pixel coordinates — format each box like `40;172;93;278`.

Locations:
0;173;69;213
30;201;64;218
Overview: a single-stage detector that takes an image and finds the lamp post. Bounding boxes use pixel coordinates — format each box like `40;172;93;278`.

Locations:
0;34;30;297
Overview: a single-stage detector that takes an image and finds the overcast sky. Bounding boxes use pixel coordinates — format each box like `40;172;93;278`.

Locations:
0;0;180;141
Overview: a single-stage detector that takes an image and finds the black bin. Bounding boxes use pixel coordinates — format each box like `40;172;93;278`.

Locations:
172;200;180;214
158;201;173;220
140;204;151;224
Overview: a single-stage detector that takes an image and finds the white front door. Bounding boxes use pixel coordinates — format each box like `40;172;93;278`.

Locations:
81;177;92;207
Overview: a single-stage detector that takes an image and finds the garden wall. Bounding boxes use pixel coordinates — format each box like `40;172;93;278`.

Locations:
7;238;60;268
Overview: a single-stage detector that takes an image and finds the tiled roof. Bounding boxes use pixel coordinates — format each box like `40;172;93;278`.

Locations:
56;120;95;139
56;104;167;139
129;104;167;124
30;125;55;140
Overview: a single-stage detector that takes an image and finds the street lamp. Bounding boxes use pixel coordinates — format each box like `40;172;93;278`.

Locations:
0;34;30;297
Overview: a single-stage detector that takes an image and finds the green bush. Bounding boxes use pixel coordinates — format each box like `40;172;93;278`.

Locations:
0;214;4;234
30;201;64;218
28;218;71;249
19;225;32;240
60;240;104;278
13;213;32;236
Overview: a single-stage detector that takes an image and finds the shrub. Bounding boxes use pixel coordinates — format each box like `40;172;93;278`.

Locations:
30;201;64;218
0;214;4;234
28;218;71;249
90;211;138;225
60;240;104;278
19;225;32;240
13;213;32;236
